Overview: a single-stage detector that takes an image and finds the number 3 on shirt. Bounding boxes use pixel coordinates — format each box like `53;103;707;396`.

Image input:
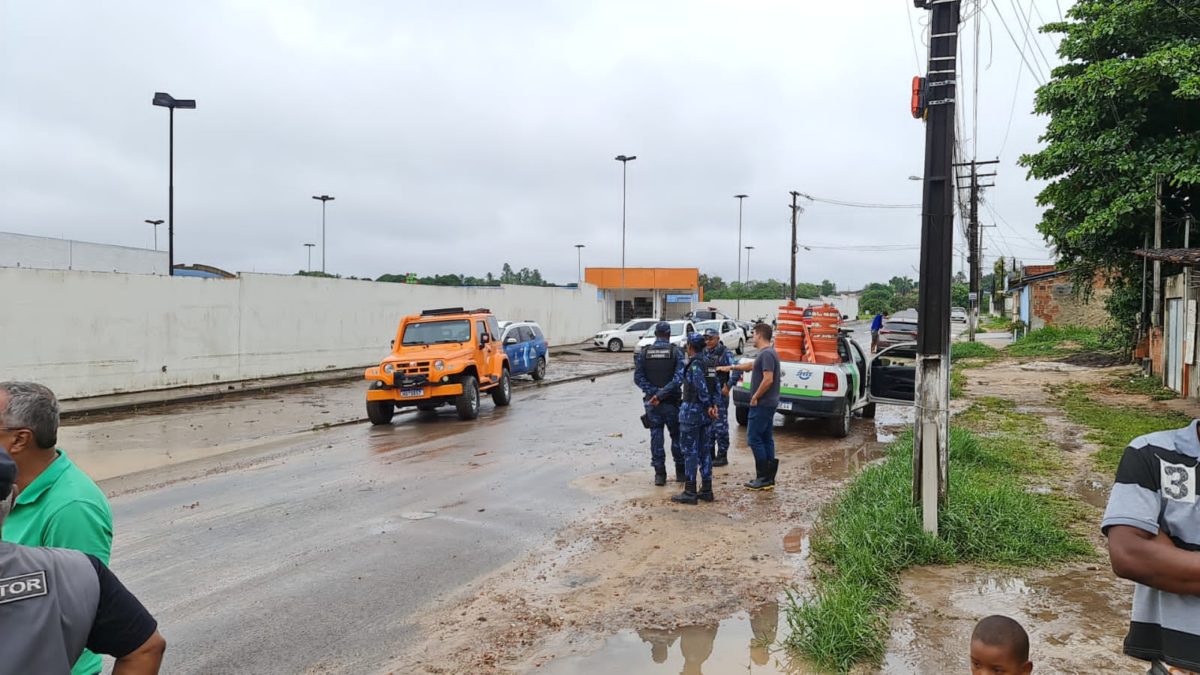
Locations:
1161;461;1197;503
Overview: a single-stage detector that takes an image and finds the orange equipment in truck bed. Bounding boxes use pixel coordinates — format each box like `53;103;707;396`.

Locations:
775;301;843;364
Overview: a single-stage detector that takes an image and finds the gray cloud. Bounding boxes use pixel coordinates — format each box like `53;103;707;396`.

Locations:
0;0;1059;289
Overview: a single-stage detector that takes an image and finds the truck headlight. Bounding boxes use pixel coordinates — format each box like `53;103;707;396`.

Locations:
383;363;395;374
434;360;445;371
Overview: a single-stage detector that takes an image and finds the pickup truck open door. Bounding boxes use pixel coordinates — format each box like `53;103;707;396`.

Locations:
868;342;917;406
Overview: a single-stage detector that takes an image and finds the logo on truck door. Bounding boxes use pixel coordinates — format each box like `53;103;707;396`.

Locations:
798;369;812;381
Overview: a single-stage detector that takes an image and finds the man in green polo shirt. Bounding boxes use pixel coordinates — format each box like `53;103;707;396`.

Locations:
0;381;112;675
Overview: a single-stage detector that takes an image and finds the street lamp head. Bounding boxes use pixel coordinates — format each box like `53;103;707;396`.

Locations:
614;155;637;162
145;219;164;225
734;194;749;200
312;195;335;202
304;243;315;248
908;175;923;181
152;92;196;109
575;244;585;249
745;245;754;251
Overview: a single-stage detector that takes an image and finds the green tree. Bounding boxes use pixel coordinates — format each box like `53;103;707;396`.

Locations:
860;288;893;316
1020;0;1200;345
820;279;836;295
951;282;970;309
888;276;915;295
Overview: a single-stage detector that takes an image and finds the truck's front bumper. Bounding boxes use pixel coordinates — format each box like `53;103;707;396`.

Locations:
731;387;842;419
365;368;464;404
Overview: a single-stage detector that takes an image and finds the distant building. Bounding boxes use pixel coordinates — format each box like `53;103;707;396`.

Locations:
584;267;701;324
1006;266;1110;330
0;231;168;275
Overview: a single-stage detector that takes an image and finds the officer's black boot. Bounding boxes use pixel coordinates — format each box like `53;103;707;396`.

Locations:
671;480;698;505
674;462;686;483
766;458;779;487
697;478;714;502
654;467;667;487
713;449;729;468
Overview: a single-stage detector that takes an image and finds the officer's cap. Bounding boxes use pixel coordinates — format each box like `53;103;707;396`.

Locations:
686;332;706;349
654;321;671;336
0;449;14;502
703;328;719;338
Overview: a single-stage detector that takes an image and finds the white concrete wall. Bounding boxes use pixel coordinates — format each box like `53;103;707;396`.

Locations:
0;268;604;399
703;295;861;323
0;232;169;275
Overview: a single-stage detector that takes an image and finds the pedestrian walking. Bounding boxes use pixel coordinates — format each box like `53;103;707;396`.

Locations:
1104;420;1200;673
0;382;114;675
672;333;717;505
702;328;735;467
717;323;780;490
0;449;167;674
634;323;686;486
870;311;886;353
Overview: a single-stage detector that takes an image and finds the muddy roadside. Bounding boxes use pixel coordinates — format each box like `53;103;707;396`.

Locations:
882;358;1147;673
386;411;908;674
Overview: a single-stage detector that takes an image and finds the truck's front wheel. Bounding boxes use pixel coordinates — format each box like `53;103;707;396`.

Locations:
735;405;748;427
367;400;395;426
456;375;480;420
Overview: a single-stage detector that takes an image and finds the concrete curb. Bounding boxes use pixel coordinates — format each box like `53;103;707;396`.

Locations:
315;364;635;429
60;341;600;419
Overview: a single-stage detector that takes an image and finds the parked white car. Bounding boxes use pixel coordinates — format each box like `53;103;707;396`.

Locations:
593;318;657;352
951;307;968;323
695;319;746;354
635;320;697;350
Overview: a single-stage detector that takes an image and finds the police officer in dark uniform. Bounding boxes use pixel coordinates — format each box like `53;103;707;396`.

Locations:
702;328;735;468
672;333;717;505
634;321;686;486
0;450;166;674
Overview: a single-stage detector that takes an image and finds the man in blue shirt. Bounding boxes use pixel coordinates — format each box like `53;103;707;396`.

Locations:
870;312;886;353
634;322;686;486
673;333;718;504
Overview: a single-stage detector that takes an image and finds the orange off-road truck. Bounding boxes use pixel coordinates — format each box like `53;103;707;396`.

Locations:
364;307;512;424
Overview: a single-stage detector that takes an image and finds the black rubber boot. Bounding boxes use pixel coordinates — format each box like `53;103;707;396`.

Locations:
671;481;698;505
744;459;773;491
674;463;686;483
767;458;779;483
713;451;729;468
697;478;714;502
654;468;667;487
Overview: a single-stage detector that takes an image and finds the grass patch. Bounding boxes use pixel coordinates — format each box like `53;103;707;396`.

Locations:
949;369;966;399
980;315;1014;332
1056;384;1191;473
1109;373;1177;401
1006;326;1108;358
784;401;1090;673
951;341;1000;360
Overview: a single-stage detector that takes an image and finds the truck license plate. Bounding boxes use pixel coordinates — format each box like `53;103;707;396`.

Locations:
777;401;792;411
400;388;425;398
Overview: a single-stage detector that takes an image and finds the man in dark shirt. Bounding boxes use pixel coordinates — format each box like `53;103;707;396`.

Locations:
718;323;781;490
0;449;166;675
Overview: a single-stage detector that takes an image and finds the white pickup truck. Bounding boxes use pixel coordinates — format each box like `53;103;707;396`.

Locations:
732;336;915;437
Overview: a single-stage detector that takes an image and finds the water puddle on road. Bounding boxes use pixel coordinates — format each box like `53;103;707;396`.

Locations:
539;601;815;674
1074;478;1110;508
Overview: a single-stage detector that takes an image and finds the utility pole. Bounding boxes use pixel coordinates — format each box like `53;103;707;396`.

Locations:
789;191;802;302
312;195;335;274
614;155;636;324
954;159;997;341
1153;175;1163;330
913;0;961;536
575;244;585;284
735;194;749;320
304;243;315;272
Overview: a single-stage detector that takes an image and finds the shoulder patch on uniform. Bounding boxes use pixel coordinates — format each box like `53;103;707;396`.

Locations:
0;571;47;605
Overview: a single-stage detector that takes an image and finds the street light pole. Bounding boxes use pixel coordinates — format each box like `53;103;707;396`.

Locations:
144;219;163;251
152;92;196;276
745;245;754;286
575;244;585;284
304;243;315;272
614;155;636;323
734;194;749;320
311;195;335;274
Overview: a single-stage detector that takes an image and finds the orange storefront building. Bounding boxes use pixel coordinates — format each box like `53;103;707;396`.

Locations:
584;267;702;324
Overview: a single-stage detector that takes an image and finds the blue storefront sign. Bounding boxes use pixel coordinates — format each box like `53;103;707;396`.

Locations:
665;293;697;303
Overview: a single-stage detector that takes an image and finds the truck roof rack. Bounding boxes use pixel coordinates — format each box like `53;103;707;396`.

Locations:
421;307;466;316
468;308;492;314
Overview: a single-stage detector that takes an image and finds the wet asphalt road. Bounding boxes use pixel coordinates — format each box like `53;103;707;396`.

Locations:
104;374;650;674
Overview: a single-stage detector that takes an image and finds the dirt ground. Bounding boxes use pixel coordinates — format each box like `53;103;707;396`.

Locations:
387;415;897;675
883;360;1145;674
386;356;1161;674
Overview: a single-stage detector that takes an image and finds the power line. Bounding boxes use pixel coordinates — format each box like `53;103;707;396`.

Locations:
796;194;921;209
997;0;1038;158
1010;0;1054;76
905;0;924;72
1054;0;1063;22
990;1;1046;86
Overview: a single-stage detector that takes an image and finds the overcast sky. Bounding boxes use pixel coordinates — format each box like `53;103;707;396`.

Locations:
0;0;1063;289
